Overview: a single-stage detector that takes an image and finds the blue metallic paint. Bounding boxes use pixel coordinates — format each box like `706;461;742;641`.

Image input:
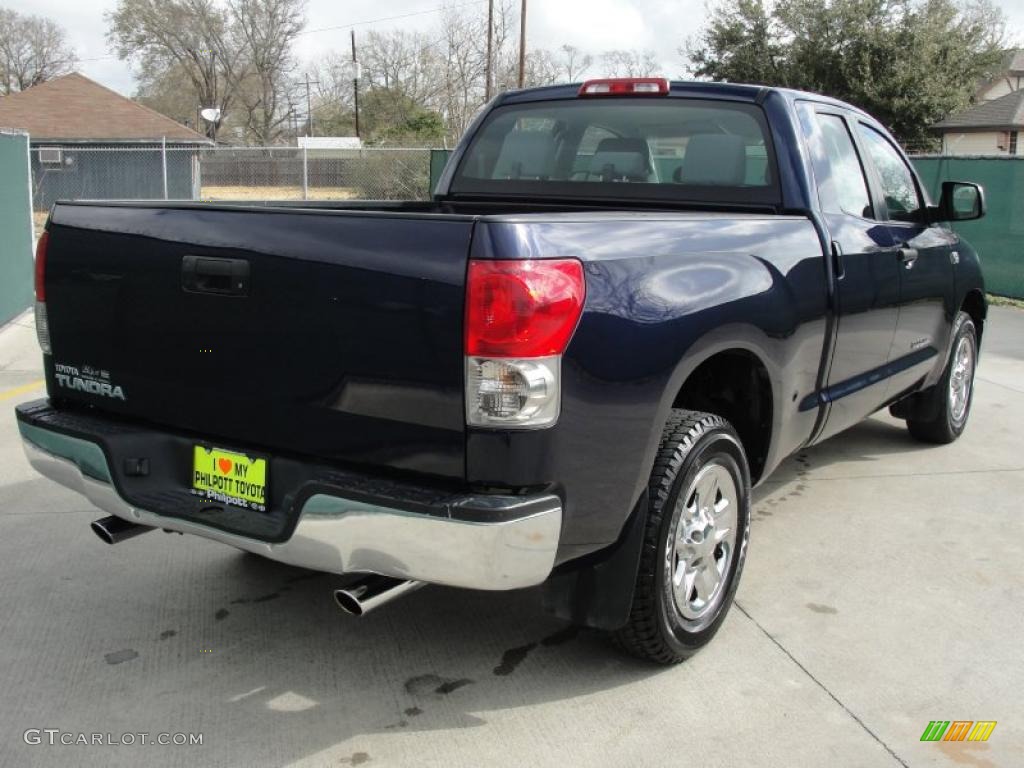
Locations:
34;81;986;570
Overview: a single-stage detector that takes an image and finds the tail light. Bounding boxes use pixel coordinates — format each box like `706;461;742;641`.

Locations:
578;78;670;97
465;259;585;428
34;231;51;354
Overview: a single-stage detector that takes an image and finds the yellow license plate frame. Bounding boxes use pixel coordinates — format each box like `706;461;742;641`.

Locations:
191;446;268;511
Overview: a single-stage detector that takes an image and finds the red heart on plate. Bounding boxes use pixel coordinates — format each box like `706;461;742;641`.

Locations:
218;458;233;474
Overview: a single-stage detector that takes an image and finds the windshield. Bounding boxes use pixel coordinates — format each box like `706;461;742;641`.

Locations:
450;97;779;206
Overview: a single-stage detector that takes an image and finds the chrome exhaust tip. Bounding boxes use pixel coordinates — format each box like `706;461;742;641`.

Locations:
333;576;424;617
90;515;153;545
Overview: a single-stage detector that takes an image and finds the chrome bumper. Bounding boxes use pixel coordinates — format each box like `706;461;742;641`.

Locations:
19;424;562;590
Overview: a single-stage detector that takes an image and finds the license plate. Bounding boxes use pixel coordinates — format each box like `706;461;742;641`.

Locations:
191;446;268;511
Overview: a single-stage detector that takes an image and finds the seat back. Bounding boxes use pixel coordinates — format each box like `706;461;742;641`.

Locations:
589;137;657;182
678;134;747;185
492;130;557;179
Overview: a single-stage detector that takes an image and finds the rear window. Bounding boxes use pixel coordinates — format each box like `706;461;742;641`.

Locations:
450;97;779;206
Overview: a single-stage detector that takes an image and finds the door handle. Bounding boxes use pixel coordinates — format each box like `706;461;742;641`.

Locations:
182;255;250;296
830;240;845;280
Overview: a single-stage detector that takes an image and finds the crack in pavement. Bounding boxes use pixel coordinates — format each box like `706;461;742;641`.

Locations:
734;601;909;768
975;375;1024;395
758;466;1024;485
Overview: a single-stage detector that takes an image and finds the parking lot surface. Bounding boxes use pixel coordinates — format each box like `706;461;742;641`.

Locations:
0;307;1021;767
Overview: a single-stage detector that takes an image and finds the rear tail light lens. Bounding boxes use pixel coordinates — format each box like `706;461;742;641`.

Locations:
465;259;585;428
578;78;670;97
34;231;51;354
466;356;559;426
466;259;584;358
34;231;48;302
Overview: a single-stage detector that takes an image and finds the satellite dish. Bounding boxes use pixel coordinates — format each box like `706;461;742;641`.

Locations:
200;108;221;123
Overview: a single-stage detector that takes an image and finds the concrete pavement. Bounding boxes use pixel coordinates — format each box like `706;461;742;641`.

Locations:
0;307;1021;767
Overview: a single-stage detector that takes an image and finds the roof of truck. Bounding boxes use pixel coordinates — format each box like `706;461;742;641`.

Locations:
497;80;872;119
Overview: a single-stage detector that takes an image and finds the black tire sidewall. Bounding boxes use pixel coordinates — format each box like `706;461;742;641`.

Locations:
654;427;751;655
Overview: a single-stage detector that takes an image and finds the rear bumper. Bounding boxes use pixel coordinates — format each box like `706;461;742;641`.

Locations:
16;401;561;590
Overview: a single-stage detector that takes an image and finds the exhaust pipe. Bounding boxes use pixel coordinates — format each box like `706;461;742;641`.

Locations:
91;515;153;545
333;576;424;617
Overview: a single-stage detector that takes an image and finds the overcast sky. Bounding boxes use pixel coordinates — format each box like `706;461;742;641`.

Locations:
5;0;1024;96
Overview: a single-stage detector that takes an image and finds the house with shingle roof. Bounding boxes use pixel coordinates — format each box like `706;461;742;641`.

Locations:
975;49;1024;103
0;72;211;210
933;50;1024;155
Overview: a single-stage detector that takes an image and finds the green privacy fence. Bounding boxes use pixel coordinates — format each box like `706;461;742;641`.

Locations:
429;149;452;193
0;130;34;325
912;156;1024;299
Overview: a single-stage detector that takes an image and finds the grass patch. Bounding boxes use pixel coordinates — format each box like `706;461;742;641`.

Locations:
200;185;359;201
987;294;1024;310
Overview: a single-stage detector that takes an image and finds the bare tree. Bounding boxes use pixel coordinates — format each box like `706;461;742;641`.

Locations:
227;0;305;145
523;49;560;86
304;3;657;145
559;44;592;82
599;49;661;78
134;60;203;128
107;0;244;139
360;29;441;104
0;9;77;94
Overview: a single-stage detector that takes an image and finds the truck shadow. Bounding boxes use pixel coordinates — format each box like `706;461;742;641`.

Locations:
754;413;928;508
117;417;920;764
3;412;934;766
131;551;666;765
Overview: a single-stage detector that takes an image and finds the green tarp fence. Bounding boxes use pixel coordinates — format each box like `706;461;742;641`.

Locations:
429;149;451;194
911;156;1024;299
429;149;1022;298
0;130;34;325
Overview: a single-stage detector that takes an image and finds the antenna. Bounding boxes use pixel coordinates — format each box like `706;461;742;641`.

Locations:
200;108;222;123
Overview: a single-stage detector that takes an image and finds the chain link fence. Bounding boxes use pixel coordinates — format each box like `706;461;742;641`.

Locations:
31;145;436;222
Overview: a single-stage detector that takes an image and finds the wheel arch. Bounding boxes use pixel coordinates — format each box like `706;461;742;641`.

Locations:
960;289;986;346
668;344;776;484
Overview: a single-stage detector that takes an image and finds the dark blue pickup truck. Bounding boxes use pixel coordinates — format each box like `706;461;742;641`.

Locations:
18;78;986;664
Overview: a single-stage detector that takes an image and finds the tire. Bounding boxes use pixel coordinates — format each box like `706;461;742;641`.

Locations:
905;312;977;444
612;410;751;665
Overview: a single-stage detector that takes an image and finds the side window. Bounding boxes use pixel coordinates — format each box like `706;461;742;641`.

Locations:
815;114;873;218
857;124;922;222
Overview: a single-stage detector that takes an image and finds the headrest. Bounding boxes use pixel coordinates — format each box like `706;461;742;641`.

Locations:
678;134;747;185
492;130;557;179
590;137;656;182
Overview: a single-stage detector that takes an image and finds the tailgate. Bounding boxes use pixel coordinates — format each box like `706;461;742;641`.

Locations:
42;202;474;479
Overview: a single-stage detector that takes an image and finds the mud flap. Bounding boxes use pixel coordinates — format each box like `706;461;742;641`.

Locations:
542;494;648;631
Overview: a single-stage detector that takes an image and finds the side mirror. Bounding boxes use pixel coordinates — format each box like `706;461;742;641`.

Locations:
937;181;985;222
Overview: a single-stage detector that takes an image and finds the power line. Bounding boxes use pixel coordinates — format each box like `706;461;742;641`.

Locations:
297;1;486;37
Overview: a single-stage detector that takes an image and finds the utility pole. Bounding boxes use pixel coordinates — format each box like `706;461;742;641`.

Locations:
517;0;527;88
351;29;361;139
485;0;494;101
211;50;218;144
304;72;314;137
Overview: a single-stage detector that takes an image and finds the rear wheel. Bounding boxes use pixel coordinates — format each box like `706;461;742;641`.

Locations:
612;410;751;665
905;312;977;444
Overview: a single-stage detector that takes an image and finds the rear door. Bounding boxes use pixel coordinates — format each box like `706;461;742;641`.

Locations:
855;122;955;397
797;103;900;439
44;203;475;479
